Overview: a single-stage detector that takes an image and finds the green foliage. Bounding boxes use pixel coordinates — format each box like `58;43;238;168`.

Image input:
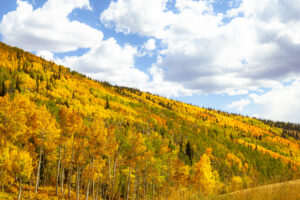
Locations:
0;41;299;199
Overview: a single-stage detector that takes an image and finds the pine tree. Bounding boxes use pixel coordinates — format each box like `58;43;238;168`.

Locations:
186;141;193;165
36;79;39;93
105;97;110;109
0;81;6;96
16;76;21;92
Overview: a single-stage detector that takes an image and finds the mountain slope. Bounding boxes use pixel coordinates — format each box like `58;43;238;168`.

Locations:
0;42;299;199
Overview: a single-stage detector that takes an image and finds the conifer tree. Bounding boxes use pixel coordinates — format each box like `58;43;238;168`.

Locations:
0;81;6;97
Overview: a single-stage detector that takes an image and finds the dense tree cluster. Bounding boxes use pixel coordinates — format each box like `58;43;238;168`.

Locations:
0;42;299;199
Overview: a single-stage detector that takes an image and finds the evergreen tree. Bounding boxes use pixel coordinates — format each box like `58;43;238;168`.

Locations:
0;81;7;96
16;76;21;92
186;141;193;165
105;97;110;109
36;79;39;93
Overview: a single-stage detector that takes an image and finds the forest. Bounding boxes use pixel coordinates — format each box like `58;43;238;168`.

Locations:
0;41;299;200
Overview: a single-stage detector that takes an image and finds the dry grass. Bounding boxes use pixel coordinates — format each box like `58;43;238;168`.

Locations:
1;180;299;200
157;179;300;200
215;179;300;200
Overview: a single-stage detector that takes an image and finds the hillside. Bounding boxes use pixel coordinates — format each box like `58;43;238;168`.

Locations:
0;41;299;200
217;179;300;200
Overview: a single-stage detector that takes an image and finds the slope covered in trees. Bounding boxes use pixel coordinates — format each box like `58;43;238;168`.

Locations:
0;42;299;199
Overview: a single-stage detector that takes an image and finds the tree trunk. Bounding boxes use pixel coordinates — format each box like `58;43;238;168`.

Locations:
108;156;111;200
92;179;95;200
133;166;138;200
100;182;103;199
126;167;131;200
61;145;66;196
18;179;22;200
61;167;65;196
76;167;80;200
35;147;43;193
95;178;100;200
85;158;92;200
143;175;146;200
56;146;61;195
1;167;4;198
152;183;155;200
28;178;31;199
136;175;140;200
112;150;118;198
68;136;76;198
92;157;95;200
43;161;48;187
133;176;136;200
146;182;149;200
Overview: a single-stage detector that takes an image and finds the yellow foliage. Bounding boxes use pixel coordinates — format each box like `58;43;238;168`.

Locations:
230;176;243;191
193;152;220;196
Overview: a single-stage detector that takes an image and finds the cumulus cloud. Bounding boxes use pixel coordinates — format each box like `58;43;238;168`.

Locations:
228;98;251;111
0;0;102;53
249;80;300;123
36;50;54;61
101;0;300;95
57;38;148;87
100;0;176;38
144;65;193;97
137;39;157;57
57;38;189;97
144;39;156;51
226;80;300;122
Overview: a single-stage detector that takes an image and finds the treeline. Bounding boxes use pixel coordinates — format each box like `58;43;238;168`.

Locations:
257;119;300;140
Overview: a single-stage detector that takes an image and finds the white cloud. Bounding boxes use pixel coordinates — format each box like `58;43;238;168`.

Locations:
144;39;156;51
57;38;148;87
36;50;54;61
144;65;193;97
137;39;157;57
227;80;300;122
100;0;176;38
0;0;102;53
249;80;300;123
228;98;251;111
101;0;300;95
57;38;189;97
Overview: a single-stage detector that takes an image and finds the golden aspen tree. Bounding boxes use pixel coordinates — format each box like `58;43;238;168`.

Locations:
85;114;108;200
9;147;33;200
28;105;59;193
193;149;220;196
104;126;118;200
123;132;146;200
230;176;243;191
59;107;83;198
0;95;29;146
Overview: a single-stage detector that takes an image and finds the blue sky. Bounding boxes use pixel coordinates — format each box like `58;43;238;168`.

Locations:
1;0;300;123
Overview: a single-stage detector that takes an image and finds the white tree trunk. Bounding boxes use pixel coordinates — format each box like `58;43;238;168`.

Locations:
18;179;22;200
85;158;92;200
56;146;61;195
126;167;131;200
35;147;43;193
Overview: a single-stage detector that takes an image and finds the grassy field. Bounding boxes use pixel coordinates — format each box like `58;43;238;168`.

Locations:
154;179;300;200
215;179;300;200
0;180;299;200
